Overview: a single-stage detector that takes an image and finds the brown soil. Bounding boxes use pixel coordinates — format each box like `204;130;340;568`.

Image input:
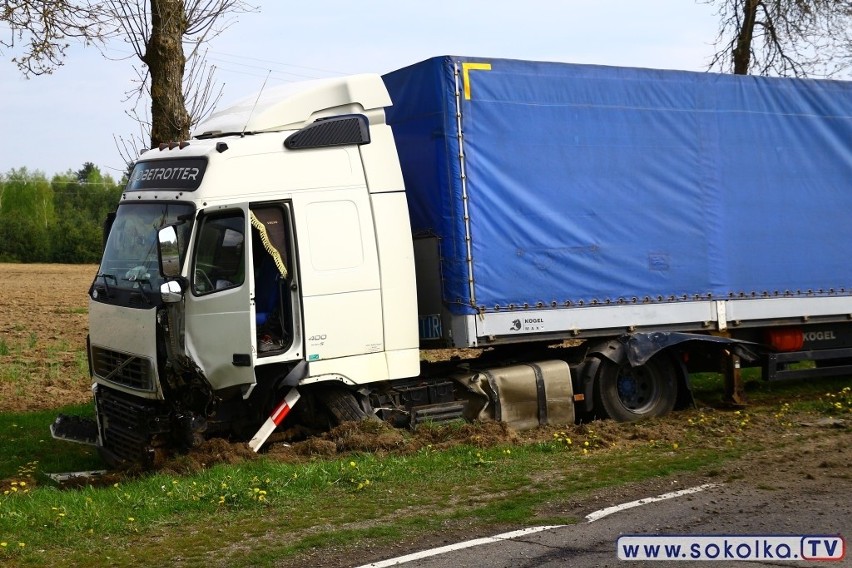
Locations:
0;263;848;485
155;406;849;481
0;263;97;412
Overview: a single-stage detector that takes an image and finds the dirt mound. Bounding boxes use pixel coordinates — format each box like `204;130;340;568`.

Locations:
159;438;259;474
265;419;522;461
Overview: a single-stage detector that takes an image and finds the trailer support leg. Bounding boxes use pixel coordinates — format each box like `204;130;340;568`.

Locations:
723;351;747;407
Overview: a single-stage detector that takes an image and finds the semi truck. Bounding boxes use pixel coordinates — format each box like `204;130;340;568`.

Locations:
52;56;852;466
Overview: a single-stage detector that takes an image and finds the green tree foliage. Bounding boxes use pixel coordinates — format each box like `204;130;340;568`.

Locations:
0;164;123;263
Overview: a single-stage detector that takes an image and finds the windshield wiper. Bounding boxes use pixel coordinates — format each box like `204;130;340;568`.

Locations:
121;269;154;304
96;273;117;297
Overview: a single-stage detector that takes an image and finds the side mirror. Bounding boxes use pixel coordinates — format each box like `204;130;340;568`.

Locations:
157;225;181;278
160;280;183;303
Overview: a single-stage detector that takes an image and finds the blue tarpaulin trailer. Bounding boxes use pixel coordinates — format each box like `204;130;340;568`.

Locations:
383;56;852;346
52;54;852;462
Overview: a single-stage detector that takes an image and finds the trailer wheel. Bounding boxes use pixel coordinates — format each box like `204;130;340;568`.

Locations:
592;355;677;422
318;387;373;424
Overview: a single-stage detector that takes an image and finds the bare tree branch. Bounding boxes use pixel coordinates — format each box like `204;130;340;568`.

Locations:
184;47;224;128
3;0;256;151
704;0;852;77
1;0;112;75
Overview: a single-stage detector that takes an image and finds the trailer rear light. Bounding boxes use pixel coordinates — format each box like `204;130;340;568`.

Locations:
766;328;804;352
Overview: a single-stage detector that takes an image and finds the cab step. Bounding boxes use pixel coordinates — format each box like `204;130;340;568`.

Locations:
50;414;100;446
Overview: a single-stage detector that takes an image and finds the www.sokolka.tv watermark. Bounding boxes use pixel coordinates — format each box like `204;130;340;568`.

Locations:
617;535;846;561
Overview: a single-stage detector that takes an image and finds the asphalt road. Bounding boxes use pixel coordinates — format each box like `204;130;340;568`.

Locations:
358;448;851;568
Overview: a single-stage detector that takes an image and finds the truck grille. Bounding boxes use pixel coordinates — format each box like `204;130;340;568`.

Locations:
96;387;170;465
91;347;155;391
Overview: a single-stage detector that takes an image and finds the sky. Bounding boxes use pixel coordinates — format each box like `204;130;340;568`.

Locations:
0;1;721;179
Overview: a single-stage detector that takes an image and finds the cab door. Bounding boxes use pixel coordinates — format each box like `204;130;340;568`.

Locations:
184;204;256;390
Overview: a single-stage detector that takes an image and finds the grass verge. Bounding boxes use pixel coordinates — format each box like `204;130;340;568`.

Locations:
0;377;848;567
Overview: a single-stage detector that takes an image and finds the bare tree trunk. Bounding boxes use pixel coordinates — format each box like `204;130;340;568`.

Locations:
733;0;760;74
143;0;190;147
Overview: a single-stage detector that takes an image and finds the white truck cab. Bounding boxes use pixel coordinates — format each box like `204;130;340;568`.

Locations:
77;75;422;464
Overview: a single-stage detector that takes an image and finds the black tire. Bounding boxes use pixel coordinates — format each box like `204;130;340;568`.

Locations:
318;387;372;424
592;355;677;422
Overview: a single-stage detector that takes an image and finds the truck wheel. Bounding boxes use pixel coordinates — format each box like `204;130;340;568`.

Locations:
319;387;373;424
592;355;677;422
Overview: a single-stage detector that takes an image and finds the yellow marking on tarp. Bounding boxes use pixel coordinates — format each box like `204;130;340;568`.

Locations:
462;62;492;100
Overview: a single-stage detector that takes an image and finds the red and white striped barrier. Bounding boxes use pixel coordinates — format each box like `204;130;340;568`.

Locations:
248;388;300;452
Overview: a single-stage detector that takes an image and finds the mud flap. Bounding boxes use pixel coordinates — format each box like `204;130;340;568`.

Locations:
50;414;101;447
454;360;574;430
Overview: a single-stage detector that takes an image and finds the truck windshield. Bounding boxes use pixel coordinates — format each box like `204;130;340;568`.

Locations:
98;203;195;292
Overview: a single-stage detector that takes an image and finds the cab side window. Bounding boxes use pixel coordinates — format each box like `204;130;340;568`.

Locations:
192;211;245;294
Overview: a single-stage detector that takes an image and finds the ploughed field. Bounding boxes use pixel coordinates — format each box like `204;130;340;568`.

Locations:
0;263;97;412
0;263;849;494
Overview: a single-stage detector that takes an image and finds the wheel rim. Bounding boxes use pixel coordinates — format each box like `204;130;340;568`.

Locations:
615;365;661;414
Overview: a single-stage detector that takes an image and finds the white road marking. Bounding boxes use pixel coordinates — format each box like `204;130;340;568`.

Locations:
354;526;566;568
585;483;719;523
356;483;720;567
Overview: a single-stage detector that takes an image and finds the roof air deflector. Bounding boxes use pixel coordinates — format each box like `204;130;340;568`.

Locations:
284;114;371;150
